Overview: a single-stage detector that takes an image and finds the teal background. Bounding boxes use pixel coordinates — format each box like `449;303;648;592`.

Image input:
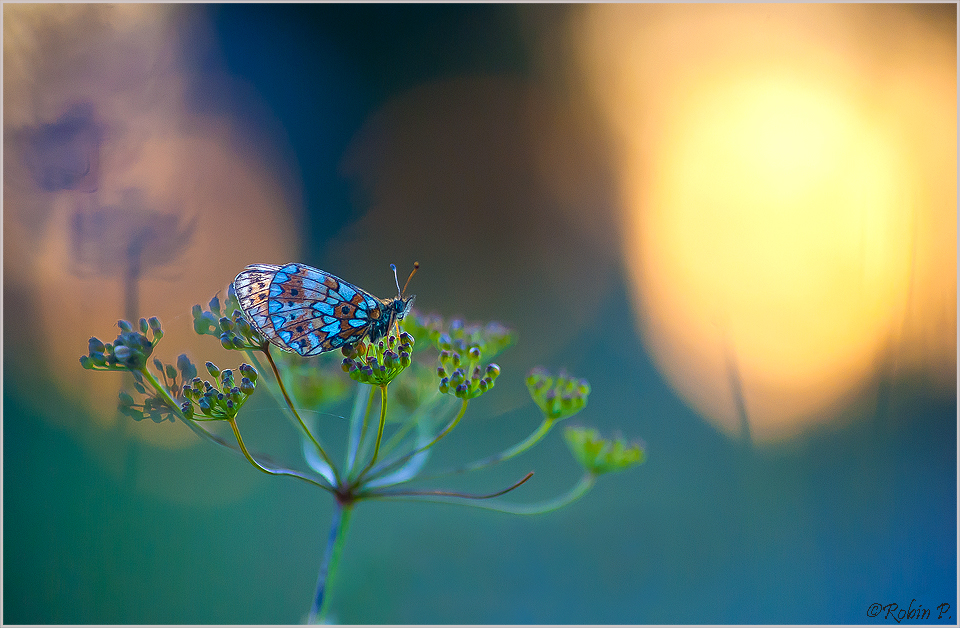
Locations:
4;4;956;624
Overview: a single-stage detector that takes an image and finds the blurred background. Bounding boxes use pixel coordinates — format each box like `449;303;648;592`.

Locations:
3;3;955;623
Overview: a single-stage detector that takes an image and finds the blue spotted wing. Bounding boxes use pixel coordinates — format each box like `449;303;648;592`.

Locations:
233;263;414;356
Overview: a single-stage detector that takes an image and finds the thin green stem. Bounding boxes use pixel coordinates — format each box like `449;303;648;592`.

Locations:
226;417;333;491
424;417;555;481
377;393;450;458
345;384;376;474
309;503;354;624
139;367;332;490
375;473;597;515
262;345;341;484
363;398;469;484
140;367;214;442
355;385;388;481
350;385;378;474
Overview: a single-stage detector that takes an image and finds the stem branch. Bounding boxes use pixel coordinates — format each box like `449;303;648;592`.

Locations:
363;398;469;483
262;346;341;484
355;385;388;480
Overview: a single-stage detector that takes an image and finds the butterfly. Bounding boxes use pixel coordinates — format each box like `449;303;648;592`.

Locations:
233;262;417;356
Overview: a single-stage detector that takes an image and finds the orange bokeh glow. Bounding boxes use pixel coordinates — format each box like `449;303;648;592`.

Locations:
571;4;956;441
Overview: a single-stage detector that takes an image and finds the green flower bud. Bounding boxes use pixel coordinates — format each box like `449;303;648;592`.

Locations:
235;315;252;338
238;363;258;383
206;361;220;379
88;337;106;355
113;345;132;363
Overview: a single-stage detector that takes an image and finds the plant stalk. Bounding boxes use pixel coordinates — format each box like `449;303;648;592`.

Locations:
309;503;354;624
355;385;389;480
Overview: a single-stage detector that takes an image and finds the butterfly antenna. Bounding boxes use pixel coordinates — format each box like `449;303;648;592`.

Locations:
391;263;402;298
401;261;420;297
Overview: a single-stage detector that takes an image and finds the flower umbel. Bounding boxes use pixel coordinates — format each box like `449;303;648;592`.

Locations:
407;311;514;361
564;426;646;475
80;317;163;372
341;332;414;387
436;345;500;399
180;361;259;421
192;287;266;351
526;367;590;421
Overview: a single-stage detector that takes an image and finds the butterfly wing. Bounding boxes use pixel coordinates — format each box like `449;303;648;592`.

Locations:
234;263;282;340
235;263;385;356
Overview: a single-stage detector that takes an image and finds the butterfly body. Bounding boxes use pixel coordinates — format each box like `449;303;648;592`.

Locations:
234;263;415;356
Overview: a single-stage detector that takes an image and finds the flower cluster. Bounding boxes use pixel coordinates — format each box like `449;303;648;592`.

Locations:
341;332;414;387
80;317;163;372
192;289;265;352
408;311;514;360
180;361;259;421
526;368;590;421
81;318;203;423
564;427;645;475
437;346;500;399
405;312;510;400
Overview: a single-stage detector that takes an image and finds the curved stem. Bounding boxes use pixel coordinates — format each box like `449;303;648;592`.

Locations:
363;398;469;484
262;346;341;484
424;417;555;481
364;471;534;501
227;418;334;491
376;473;596;515
139;366;332;490
355;385;388;480
138;368;333;491
308;503;354;624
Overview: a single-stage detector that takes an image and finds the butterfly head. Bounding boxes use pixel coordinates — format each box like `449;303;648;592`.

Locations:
388;261;419;332
396;294;415;319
